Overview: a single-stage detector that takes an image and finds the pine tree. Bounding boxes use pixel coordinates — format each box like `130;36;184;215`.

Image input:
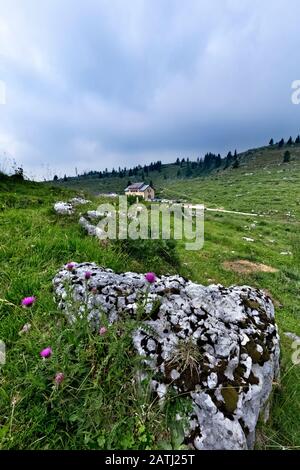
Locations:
287;136;293;145
269;138;274;146
295;135;300;144
278;138;284;148
283;150;291;163
216;154;222;168
185;166;193;177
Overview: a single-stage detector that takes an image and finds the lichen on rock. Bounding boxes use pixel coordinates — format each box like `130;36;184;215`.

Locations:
53;262;280;450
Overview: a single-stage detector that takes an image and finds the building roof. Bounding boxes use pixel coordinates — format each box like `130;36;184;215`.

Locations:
125;182;152;192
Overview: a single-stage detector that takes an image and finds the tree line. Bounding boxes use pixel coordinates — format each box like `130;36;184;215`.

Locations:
54;132;300;182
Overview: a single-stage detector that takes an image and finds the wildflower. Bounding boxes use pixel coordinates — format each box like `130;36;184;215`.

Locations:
91;287;98;294
40;347;52;358
21;296;36;307
19;323;31;334
85;271;92;280
54;372;64;385
99;326;107;336
66;262;75;271
145;272;156;284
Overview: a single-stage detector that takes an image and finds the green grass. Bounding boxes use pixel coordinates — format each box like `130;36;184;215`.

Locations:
0;180;188;449
1;149;300;450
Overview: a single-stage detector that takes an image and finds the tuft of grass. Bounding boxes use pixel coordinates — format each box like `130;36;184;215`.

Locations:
168;337;202;377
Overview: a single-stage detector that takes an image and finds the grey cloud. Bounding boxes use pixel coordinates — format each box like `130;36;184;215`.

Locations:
0;0;300;179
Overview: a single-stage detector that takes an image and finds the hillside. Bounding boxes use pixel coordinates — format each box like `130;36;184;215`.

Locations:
53;141;300;203
0;157;300;449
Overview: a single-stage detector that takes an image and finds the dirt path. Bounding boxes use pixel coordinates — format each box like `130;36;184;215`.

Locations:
162;188;258;217
205;207;258;216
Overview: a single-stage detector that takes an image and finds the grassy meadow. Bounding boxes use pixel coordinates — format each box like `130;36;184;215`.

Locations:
0;144;300;449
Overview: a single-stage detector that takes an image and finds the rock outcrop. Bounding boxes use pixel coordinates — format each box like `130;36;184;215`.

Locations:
53;262;280;450
54;197;90;215
54;201;74;215
69;197;91;206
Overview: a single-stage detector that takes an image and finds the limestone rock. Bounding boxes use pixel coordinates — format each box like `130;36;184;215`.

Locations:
69;197;90;206
53;262;280;450
54;201;74;215
79;216;104;238
54;197;90;215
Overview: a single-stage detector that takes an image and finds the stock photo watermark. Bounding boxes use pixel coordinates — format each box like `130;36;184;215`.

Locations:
291;80;300;104
91;197;204;250
0;80;6;105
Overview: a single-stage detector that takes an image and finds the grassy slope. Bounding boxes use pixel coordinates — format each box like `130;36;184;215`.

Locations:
167;146;300;449
0;180;184;450
54;142;300;200
0;143;300;449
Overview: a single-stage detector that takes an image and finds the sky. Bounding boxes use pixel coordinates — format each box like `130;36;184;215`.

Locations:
0;0;300;180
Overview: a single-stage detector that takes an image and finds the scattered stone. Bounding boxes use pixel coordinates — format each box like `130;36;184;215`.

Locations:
242;237;255;242
284;332;300;342
53;262;280;450
69;197;91;206
280;251;292;256
79;216;104;237
54;197;90;215
54;201;74;215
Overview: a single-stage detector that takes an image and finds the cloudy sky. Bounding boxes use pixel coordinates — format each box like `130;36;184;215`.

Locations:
0;0;300;180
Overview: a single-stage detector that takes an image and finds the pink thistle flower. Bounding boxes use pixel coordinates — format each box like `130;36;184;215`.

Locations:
145;272;156;284
54;372;64;385
99;326;107;336
21;296;36;307
91;287;98;294
85;271;92;280
66;262;75;271
40;347;52;358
